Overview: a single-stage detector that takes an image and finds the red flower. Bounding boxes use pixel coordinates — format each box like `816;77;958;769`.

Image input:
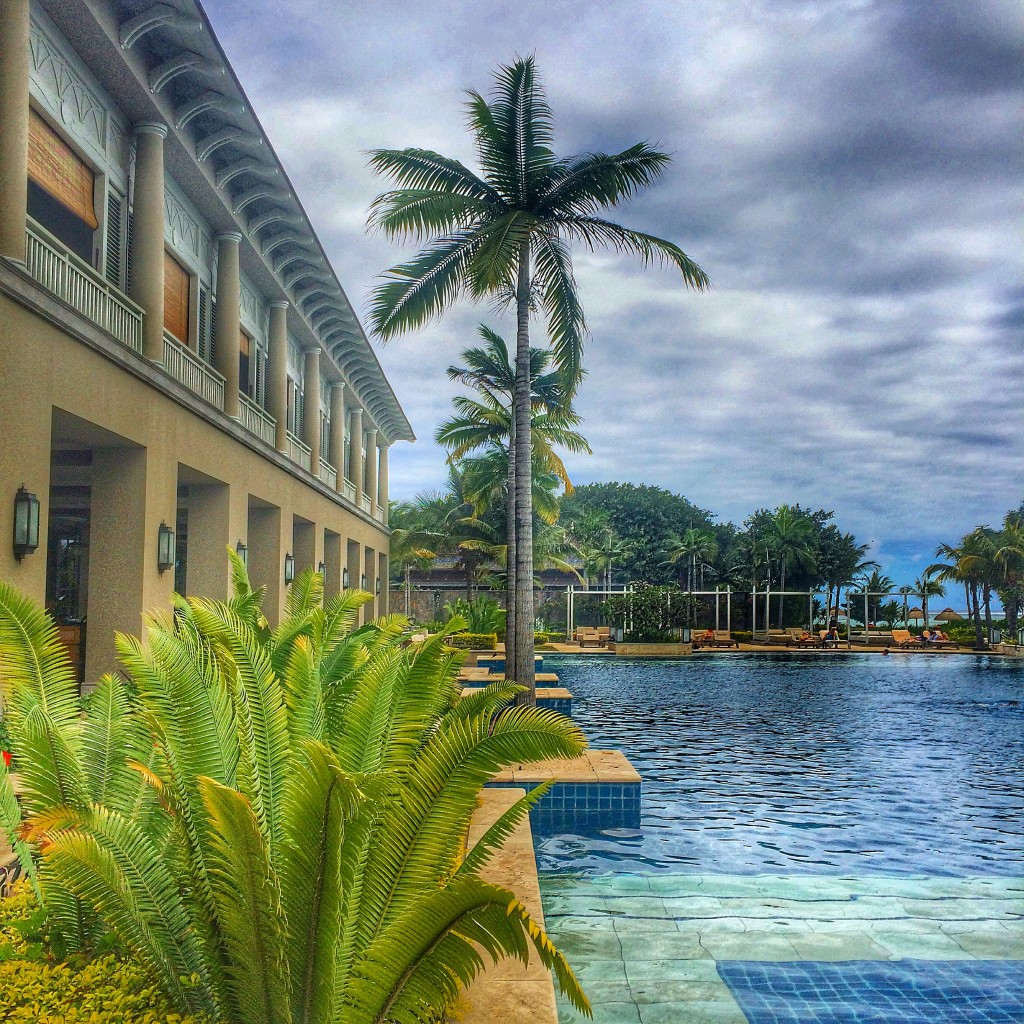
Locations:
2;751;10;769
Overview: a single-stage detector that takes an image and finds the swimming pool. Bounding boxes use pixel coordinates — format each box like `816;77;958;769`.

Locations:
537;654;1024;1023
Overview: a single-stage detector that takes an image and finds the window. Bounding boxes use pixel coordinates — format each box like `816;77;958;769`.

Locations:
27;109;97;262
239;329;252;397
163;250;191;343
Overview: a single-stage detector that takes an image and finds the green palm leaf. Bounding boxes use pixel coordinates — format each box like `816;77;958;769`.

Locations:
199;776;290;1024
278;741;361;1024
38;805;212;1015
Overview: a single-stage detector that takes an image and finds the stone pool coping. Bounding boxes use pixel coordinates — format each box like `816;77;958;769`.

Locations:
490;748;641;786
462;787;558;1024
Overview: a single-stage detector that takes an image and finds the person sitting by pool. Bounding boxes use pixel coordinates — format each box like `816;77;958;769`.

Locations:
696;628;714;646
823;625;840;646
925;628;943;643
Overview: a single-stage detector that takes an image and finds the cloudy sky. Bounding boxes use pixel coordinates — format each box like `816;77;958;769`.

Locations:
203;0;1023;586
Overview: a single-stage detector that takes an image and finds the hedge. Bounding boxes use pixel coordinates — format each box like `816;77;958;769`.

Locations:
0;882;209;1024
446;632;498;650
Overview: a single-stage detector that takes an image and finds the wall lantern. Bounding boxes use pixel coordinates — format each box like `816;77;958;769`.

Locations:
342;567;350;588
157;522;176;573
360;573;367;591
12;485;40;561
317;561;326;576
375;576;381;595
284;552;295;585
236;540;248;566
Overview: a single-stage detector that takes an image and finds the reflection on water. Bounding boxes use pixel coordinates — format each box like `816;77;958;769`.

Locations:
535;654;1024;876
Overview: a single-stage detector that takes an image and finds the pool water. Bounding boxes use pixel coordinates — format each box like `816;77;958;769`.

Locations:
537;655;1024;1023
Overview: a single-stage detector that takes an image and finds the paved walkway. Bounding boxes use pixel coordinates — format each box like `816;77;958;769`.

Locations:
543;874;1024;1023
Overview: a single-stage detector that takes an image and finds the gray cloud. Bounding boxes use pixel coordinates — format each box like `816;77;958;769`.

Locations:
203;0;1024;584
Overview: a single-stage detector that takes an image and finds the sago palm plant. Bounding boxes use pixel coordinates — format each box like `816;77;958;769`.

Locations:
0;552;590;1023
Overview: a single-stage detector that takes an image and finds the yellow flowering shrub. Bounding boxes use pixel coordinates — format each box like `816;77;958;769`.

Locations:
0;883;209;1024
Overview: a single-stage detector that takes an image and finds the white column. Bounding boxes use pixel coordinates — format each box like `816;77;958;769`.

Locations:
349;406;363;504
303;348;321;475
267;301;288;452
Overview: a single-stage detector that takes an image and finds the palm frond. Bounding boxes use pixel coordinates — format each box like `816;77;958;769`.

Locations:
189;601;290;846
0;580;81;737
278;741;361;1024
539;143;672;214
198;777;290;1024
368;188;490;241
369;230;484;340
532;230;586;389
284;567;323;621
552;215;710;290
456;781;554;878
39;806;213;1016
367;148;498;201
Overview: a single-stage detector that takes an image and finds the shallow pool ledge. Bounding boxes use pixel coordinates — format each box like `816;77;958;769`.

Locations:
462;788;558;1024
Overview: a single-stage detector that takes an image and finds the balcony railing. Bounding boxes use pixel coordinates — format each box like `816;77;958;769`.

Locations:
318;459;337;490
162;331;225;408
25;221;142;353
361;495;372;515
343;478;356;503
236;393;277;446
374;506;385;524
287;432;312;472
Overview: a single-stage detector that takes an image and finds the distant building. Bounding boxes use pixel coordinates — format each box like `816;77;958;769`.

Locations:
0;0;413;682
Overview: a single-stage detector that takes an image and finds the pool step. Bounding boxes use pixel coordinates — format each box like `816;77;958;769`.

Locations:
488;749;642;830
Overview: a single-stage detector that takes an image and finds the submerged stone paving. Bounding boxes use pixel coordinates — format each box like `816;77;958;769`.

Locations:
543;874;1024;1024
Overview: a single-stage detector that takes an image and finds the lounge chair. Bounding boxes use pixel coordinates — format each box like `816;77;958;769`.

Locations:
819;630;840;648
578;628;603;648
787;628;818;647
891;629;918;649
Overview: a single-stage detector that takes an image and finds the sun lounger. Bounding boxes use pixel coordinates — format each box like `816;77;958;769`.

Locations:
577;628;603;648
786;628;818;647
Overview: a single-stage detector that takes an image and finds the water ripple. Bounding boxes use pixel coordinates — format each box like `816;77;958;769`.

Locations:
535;653;1024;876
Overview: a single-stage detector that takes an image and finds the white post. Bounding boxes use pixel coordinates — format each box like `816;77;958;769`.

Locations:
727;587;732;633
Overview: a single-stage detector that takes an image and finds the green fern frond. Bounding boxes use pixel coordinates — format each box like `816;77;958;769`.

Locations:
198;776;291;1024
279;741;361;1024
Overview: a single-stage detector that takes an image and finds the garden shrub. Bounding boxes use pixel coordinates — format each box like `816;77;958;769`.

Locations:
0;882;209;1024
444;596;506;635
446;632;499;650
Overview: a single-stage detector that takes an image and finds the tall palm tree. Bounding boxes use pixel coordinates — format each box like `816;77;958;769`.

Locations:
852;568;895;625
443;325;572;652
416;469;503;601
995;515;1024;638
388;500;439;617
766;506;815;627
662;528;718;591
913;571;945;630
368;57;707;700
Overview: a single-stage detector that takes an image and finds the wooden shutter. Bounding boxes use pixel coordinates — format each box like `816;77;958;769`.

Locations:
163;251;190;343
28;109;98;229
239;329;251;396
197;285;210;361
104;188;125;287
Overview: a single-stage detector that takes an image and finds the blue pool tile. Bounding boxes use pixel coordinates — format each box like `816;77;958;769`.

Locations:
716;959;1024;1024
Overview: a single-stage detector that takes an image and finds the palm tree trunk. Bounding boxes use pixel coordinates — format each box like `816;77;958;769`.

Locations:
971;583;984;648
983;586;993;642
404;564;411;618
512;239;536;705
505;428;516;663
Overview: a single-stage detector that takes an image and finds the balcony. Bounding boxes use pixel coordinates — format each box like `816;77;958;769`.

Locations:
374;506;385;524
162;331;225;408
24;221;143;353
318;459;337;490
343;478;356;503
236;393;276;446
361;495;372;515
286;431;312;472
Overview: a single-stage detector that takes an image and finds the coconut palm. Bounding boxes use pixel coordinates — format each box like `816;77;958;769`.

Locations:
388;500;439;617
416;469;503;601
0;557;590;1023
662;528;718;591
913;571;946;630
766;506;816;626
368;56;707;700
995;515;1024;637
